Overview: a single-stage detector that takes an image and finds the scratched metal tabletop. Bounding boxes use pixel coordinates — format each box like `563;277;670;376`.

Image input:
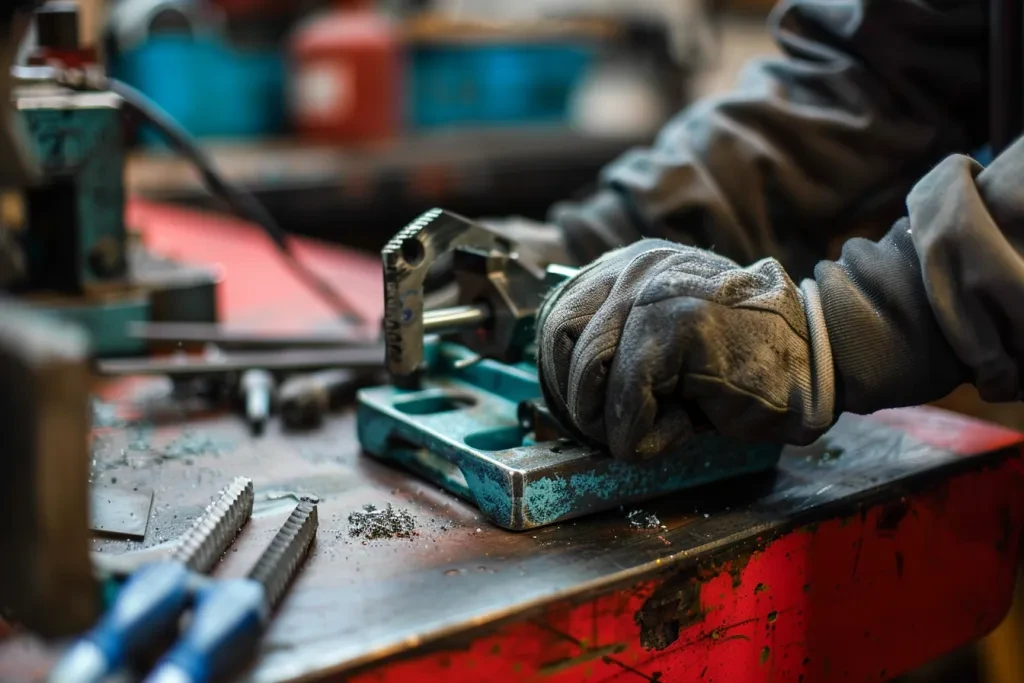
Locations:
21;394;1014;683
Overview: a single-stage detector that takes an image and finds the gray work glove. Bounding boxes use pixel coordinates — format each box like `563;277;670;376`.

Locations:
535;238;837;460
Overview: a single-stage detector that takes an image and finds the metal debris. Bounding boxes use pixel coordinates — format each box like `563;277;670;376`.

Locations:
348;504;416;540
91;398;125;428
259;490;321;505
627;509;661;530
128;424;154;451
161;430;233;458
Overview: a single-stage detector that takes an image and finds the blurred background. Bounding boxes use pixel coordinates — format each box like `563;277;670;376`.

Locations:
51;0;776;254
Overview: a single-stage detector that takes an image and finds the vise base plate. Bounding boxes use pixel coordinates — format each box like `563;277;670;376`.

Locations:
357;342;782;530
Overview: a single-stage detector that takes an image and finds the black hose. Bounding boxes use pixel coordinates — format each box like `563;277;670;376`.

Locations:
989;0;1023;156
101;76;365;325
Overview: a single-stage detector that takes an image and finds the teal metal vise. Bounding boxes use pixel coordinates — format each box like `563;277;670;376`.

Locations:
357;209;782;530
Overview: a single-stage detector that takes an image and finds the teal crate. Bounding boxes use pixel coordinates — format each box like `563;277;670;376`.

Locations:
110;33;286;141
408;42;595;129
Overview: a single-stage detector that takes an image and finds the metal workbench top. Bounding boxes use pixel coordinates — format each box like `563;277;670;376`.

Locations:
34;399;1017;682
2;202;1022;683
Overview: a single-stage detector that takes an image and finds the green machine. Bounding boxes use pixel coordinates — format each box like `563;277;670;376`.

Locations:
5;4;218;355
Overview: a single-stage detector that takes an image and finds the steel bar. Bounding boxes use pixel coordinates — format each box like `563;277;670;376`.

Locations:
422;304;490;335
95;345;385;377
127;321;371;349
171;477;254;573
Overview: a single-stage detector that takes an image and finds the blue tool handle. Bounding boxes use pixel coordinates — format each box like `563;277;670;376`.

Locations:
48;562;192;683
144;579;267;683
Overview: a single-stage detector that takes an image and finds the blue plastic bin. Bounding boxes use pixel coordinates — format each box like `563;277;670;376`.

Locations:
110;33;286;142
408;42;595;129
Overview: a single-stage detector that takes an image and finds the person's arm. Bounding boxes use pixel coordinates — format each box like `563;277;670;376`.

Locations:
822;137;1024;413
553;0;988;274
535;136;1024;459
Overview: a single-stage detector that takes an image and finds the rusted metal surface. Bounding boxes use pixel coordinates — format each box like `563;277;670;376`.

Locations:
4;394;1022;683
343;448;1024;683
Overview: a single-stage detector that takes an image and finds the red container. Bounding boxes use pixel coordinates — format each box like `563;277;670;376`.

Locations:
288;9;401;143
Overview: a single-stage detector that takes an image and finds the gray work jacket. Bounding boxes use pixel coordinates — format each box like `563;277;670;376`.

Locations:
554;0;1024;412
554;0;991;276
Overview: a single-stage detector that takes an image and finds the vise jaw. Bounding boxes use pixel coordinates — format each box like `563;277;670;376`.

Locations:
381;209;553;387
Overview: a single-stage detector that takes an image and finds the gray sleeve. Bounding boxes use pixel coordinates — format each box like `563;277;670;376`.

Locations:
552;0;988;275
816;137;1024;415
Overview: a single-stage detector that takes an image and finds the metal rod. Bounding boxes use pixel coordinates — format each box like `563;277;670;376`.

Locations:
127;321;370;349
422;304;490;335
247;500;318;611
95;345;385;377
546;264;580;281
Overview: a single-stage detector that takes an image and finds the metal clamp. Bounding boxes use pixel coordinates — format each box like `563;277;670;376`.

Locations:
381;209;506;387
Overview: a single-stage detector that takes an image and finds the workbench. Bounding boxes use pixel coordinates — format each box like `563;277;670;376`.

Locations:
1;201;1022;683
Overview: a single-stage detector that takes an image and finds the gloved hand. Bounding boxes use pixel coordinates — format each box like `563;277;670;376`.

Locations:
535;238;837;460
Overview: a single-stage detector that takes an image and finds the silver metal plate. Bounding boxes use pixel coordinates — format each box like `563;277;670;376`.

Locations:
90;485;153;539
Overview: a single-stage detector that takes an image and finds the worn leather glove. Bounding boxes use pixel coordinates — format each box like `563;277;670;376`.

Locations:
535;238;837;460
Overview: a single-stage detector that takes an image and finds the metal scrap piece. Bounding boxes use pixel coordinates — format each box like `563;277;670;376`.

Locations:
89;486;153;539
381;208;505;386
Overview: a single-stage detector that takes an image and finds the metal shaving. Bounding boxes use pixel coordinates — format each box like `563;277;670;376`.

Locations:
348;504;416;540
627;509;661;530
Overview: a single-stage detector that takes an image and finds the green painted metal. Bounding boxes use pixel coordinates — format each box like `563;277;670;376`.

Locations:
357;340;783;530
19;91;127;288
40;296;149;356
14;89;147;356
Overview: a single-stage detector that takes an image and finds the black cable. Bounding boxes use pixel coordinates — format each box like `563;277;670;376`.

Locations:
83;74;365;324
989;0;1023;156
